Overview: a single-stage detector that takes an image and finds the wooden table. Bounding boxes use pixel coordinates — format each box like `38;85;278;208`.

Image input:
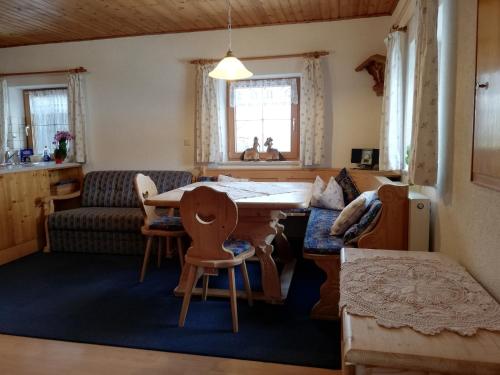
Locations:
341;248;500;375
145;181;312;303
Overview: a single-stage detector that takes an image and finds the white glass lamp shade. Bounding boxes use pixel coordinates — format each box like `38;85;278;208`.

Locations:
209;51;253;80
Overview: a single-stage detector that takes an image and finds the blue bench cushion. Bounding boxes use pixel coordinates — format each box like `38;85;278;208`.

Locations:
149;216;183;231
223;239;252;255
303;207;344;255
49;207;143;233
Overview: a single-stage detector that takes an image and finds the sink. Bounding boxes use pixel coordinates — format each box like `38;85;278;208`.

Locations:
0;162;39;170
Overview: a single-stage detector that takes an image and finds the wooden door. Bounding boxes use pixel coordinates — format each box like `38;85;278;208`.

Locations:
473;0;500;190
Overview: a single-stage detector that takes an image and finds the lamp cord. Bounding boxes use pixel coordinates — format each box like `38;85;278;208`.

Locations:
227;0;232;52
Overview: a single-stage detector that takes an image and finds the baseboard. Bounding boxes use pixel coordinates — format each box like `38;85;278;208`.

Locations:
0;240;40;266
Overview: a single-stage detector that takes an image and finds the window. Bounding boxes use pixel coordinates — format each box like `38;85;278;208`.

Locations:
23;88;69;155
227;78;300;160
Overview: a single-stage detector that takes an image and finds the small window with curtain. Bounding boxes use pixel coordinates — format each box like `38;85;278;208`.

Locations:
23;88;69;155
227;77;300;160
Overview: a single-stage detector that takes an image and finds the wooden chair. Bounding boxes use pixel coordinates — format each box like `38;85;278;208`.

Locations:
134;173;186;282
178;186;254;333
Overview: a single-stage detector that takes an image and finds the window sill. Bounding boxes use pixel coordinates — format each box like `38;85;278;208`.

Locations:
209;160;301;169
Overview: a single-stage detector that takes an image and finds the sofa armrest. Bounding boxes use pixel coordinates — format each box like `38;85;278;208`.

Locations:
42;191;81;253
42;191;82;216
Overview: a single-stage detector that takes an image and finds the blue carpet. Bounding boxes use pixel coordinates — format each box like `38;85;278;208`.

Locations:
0;250;340;369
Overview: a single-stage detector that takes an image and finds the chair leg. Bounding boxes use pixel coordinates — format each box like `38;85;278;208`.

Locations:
140;237;153;283
202;274;209;301
179;264;197;328
228;267;239;333
177;236;184;268
241;261;253;307
157;237;162;268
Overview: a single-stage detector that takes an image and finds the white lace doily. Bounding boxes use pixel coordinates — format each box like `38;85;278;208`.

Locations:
340;256;500;336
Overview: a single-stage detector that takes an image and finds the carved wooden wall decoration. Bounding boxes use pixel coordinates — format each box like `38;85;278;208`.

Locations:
355;54;387;96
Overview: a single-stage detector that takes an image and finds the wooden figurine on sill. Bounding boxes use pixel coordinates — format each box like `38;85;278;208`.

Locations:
264;137;285;161
243;137;260;161
264;137;279;161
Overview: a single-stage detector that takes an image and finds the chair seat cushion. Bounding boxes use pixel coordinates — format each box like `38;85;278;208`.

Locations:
149;216;183;231
49;207;143;233
303;207;344;255
223;239;253;255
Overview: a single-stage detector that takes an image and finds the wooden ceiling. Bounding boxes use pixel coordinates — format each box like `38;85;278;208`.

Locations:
0;0;399;48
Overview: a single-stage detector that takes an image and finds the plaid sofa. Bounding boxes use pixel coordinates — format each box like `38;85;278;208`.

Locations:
48;170;192;255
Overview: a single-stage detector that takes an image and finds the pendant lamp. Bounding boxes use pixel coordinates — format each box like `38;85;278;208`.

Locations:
209;0;252;80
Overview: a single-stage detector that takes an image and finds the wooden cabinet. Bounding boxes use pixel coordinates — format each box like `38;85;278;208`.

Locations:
0;166;82;265
473;0;500;190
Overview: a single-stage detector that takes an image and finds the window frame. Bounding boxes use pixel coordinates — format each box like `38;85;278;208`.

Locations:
403;15;417;172
226;77;300;161
23;87;69;152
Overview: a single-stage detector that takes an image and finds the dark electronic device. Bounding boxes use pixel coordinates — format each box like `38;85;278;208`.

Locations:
351;148;379;169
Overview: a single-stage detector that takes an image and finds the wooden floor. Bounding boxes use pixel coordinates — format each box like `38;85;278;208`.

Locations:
0;334;340;375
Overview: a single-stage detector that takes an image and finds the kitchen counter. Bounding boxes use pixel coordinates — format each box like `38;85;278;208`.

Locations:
0;162;83;265
0;162;82;175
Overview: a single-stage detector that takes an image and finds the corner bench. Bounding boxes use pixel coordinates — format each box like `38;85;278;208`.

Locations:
304;179;409;320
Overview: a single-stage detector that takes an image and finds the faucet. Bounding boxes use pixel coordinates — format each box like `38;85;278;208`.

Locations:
4;150;19;164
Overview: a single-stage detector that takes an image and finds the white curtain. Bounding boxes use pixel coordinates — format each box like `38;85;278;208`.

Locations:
409;0;439;186
300;57;325;166
379;31;406;171
195;64;222;163
229;78;298;107
28;89;69;156
68;73;87;163
0;79;9;162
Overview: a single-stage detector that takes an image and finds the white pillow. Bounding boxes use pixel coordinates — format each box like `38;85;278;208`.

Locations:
330;191;377;236
217;174;249;182
311;176;345;210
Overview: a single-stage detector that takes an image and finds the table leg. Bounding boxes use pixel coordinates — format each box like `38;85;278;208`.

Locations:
234;209;295;302
274;221;293;263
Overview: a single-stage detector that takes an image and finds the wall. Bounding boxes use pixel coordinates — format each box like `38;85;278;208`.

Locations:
415;0;500;300
0;17;390;171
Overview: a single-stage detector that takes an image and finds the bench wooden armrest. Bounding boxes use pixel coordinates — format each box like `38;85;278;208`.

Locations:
358;183;409;250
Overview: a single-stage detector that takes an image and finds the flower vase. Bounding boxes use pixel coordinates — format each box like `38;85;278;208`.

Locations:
54;140;68;164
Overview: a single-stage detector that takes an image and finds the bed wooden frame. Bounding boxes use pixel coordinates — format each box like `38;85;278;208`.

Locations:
201;167;409;320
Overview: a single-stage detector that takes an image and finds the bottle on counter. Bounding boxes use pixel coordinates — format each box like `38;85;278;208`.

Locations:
43;146;51;162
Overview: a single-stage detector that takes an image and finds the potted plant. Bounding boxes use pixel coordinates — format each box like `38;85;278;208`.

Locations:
53;131;74;164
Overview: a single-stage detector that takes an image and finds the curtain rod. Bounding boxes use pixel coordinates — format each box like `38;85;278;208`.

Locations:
190;51;329;65
0;66;87;78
